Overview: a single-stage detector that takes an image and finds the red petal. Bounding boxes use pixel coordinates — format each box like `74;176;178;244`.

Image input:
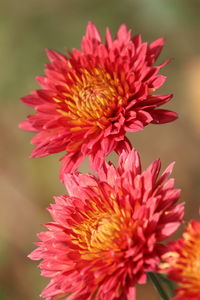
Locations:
150;109;178;124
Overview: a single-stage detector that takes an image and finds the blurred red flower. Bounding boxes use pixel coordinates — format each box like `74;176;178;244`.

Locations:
161;219;200;300
29;150;184;300
20;21;177;179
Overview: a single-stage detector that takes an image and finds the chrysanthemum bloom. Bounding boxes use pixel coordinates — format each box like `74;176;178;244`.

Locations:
20;22;177;178
160;219;200;300
29;150;184;300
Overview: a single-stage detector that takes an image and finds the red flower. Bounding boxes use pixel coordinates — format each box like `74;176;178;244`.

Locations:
29;150;184;300
20;22;177;178
160;219;200;300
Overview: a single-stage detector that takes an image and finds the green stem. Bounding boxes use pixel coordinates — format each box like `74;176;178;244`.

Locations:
156;273;176;296
148;273;170;300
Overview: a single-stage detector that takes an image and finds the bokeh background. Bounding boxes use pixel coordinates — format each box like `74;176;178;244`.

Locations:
1;0;200;299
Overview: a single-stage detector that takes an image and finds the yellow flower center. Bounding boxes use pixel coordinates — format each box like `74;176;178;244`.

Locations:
55;67;130;129
71;196;136;260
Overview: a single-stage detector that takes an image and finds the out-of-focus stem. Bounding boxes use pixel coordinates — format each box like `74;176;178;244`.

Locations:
148;272;170;300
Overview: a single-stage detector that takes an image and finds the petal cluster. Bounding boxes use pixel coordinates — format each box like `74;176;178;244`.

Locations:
161;219;200;300
20;22;177;178
29;150;184;300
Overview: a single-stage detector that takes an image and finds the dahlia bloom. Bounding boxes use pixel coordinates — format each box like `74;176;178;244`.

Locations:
29;150;184;300
20;22;177;178
161;219;200;300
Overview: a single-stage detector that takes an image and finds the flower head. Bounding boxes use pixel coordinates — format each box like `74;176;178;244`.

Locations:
161;219;200;300
20;22;177;178
29;150;184;300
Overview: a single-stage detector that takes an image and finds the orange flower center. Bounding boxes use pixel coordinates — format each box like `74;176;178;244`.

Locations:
71;196;136;260
178;225;200;293
56;67;130;129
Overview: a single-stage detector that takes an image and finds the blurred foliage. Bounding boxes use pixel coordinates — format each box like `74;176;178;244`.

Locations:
1;0;200;299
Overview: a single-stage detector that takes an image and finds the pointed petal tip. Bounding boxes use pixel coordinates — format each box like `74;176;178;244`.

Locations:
85;21;101;41
117;24;131;41
151;110;178;124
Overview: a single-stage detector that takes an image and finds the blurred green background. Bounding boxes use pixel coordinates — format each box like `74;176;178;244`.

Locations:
1;0;200;299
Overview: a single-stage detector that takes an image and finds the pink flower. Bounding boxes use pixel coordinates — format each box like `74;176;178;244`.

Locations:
160;219;200;300
29;150;184;300
20;22;177;179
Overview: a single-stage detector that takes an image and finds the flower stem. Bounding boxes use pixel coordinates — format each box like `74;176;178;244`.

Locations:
156;273;176;296
148;273;170;300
